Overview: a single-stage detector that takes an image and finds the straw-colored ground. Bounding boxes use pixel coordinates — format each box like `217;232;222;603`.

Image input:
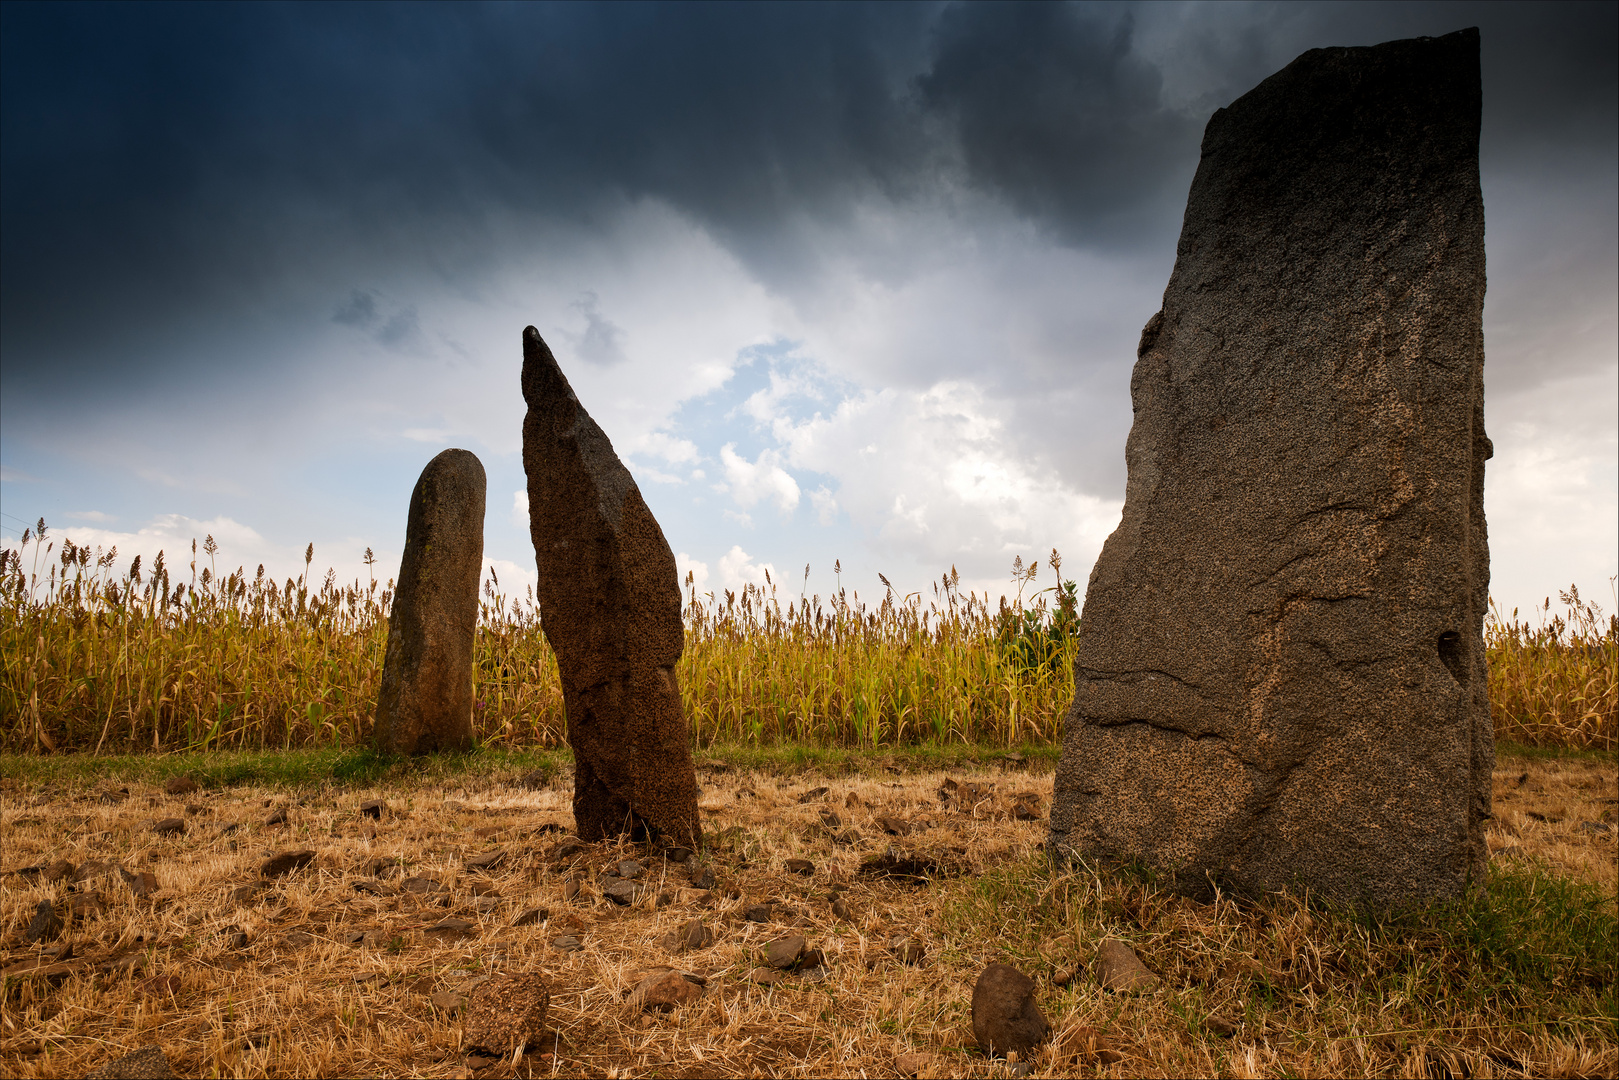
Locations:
2;751;1614;1079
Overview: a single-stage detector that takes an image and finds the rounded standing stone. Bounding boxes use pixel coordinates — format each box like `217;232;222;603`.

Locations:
373;448;486;756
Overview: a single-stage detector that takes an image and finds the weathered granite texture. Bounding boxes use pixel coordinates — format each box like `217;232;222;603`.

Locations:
1048;29;1493;907
521;326;701;848
373;449;485;755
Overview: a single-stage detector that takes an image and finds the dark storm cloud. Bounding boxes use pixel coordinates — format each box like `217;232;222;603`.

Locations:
2;1;1614;393
917;3;1198;243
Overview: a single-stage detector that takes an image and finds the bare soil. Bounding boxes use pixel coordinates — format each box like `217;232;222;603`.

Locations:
2;752;1614;1079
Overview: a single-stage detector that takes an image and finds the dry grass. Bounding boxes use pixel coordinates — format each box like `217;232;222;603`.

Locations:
1488;585;1618;751
3;749;1613;1079
0;527;1079;753
4;524;1615;755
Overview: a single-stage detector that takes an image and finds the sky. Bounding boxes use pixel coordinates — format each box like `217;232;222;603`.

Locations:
2;1;1614;621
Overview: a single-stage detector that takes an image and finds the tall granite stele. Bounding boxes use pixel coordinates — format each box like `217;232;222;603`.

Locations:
521;326;701;849
373;449;486;755
1048;29;1493;907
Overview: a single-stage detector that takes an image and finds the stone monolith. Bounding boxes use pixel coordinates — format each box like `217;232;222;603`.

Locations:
373;448;485;755
521;326;701;849
1048;29;1493;907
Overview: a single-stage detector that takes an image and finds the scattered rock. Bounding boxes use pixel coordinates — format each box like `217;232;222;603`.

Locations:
468;878;501;897
830;895;853;921
1579;821;1614;836
74;859;120;883
784;858;815;876
798;786;830;803
351;880;396;897
1206;1014;1239;1038
402;875;447;896
744;902;772;923
1011;796;1042;821
513;907;547;927
219;925;250;950
554;837;587;861
264;808;288;827
561;877;584;903
461;972;550;1055
432;990;465;1014
748;967;785;986
163;775;199;797
603;880;645;906
875;816;912;836
138;974;182;998
522;326;701;848
895;1052;934;1077
889;935;926;966
70;893;107;920
260;850;315;878
149;817;186;836
550;934;583;952
971;963;1049;1058
372;448;485;756
612;858;643;880
86;1045;177;1079
120;868;160;898
1048;1024;1126;1067
359;800;388;819
1094;939;1159;993
664;846;693;864
464;849;506;871
474;897;501;915
629;969;704;1011
819;808;843;829
658;918;713;953
43;858;75;884
26;900;62;943
230;882;268;905
766;934;807;970
425;918;477;942
688;865;716;890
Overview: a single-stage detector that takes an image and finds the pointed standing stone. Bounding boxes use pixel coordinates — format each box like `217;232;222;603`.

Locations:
1048;29;1492;906
373;448;485;755
521;326;700;848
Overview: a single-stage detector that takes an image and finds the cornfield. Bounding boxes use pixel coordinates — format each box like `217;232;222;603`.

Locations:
1;522;1612;753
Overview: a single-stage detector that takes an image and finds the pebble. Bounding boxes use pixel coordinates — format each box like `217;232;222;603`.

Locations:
260;850;315;878
85;1044;177;1079
971;963;1049;1058
424;918;477;941
461;973;550;1056
766;934;807;970
149;818;187;837
630;969;704;1011
163;775;199;797
26;900;62;943
1093;939;1159;993
785;858;815;876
